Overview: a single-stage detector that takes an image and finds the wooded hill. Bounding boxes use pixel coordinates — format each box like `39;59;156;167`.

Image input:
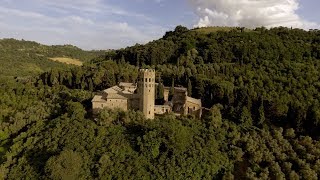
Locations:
42;26;320;137
1;26;320;179
0;38;103;79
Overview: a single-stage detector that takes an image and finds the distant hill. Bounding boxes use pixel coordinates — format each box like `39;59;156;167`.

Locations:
192;26;251;34
0;38;104;79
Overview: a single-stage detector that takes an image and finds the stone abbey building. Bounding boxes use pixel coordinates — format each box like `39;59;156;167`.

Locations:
92;69;202;119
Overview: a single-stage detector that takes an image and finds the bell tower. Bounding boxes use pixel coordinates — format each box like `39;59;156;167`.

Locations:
138;69;155;119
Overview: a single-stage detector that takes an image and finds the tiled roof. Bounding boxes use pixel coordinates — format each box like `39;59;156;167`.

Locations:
119;82;136;87
106;93;128;99
91;95;106;102
122;90;134;94
103;86;123;94
186;96;201;105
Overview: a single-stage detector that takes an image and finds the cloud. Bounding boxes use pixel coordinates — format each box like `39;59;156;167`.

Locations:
188;0;319;29
0;0;164;50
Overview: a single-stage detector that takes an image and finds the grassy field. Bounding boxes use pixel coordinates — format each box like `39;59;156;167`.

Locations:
0;39;103;79
49;57;83;66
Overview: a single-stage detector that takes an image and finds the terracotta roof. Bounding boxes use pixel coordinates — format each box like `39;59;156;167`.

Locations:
119;82;136;87
186;96;201;105
122;90;134;94
103;86;122;94
106;93;128;99
91;95;106;102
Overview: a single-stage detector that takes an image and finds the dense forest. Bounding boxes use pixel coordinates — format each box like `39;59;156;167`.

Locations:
1;26;320;179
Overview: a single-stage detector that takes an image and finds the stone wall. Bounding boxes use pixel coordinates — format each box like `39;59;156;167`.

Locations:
106;99;128;111
185;97;202;118
154;105;171;115
163;88;170;102
171;90;187;114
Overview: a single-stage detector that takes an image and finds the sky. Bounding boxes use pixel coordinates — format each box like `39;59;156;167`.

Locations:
0;0;319;50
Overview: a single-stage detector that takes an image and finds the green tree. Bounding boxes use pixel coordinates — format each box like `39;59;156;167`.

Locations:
66;101;86;120
45;150;90;180
157;83;164;99
240;106;253;128
169;78;175;96
187;79;192;96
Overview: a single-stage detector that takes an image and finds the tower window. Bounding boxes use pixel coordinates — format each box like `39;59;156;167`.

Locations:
145;78;147;82
149;78;151;82
149;111;151;114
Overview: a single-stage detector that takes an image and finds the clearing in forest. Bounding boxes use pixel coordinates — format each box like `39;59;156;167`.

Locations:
48;57;83;66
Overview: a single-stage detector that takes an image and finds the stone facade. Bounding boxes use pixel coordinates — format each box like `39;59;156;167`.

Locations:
92;69;202;119
138;69;156;119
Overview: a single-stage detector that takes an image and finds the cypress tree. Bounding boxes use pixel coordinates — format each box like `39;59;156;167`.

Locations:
157;83;164;99
169;78;175;96
187;79;192;96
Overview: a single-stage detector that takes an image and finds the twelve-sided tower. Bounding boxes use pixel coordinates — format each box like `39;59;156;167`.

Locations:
138;69;155;119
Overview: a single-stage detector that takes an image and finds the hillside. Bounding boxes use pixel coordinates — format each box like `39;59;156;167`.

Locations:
0;38;104;79
192;26;251;34
1;26;320;179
